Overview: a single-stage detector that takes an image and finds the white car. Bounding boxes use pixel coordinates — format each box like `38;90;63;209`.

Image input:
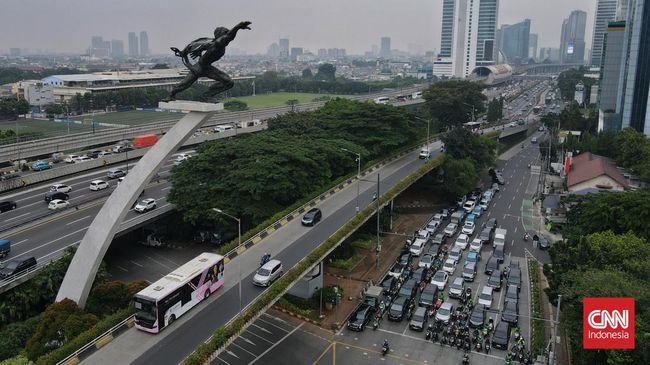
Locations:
435;302;453;324
442;258;457;274
409;238;426;256
416;229;430;241
448;277;465;298
431;270;449;290
463;200;476;213
48;199;70;210
64;154;81;163
418;254;434;269
89;179;109;191
470;238;483;252
74;156;94;163
462;221;475;235
479;198;489;210
419;149;431;159
478;286;494;309
50;183;72;193
448;247;462;262
425;220;440;234
134;198;157;213
253;259;283;286
443;223;458;237
173;153;192;165
455;234;470;250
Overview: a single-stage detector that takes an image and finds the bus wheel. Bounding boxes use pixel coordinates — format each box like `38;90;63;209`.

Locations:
169;315;176;325
204;289;211;299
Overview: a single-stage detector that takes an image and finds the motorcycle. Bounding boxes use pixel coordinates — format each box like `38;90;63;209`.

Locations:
462;351;470;365
382;343;389;356
432;331;439;343
463;337;471;351
425;324;433;340
484;338;491;353
372;316;380;330
260;253;271;267
456;337;463;349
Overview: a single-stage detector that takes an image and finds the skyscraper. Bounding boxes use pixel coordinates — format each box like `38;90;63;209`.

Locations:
499;19;531;63
380;37;391;58
111;40;124;58
591;0;618;66
128;32;139;57
139;31;149;56
290;47;303;62
278;38;289;60
433;0;499;78
90;36;110;58
559;10;587;64
598;21;626;131
529;33;538;59
618;0;650;135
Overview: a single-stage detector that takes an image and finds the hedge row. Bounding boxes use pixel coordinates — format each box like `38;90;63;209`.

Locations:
216;135;435;256
36;307;134;365
528;258;545;357
183;155;444;365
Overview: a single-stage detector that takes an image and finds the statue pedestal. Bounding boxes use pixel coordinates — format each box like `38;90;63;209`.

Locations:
158;100;224;112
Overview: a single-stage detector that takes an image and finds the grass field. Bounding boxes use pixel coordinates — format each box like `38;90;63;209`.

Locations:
0;118;107;138
229;92;337;109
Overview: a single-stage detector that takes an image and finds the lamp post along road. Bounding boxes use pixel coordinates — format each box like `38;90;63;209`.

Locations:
341;148;361;213
213;208;242;313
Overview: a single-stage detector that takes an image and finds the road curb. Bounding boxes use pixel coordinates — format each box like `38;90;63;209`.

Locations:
272;305;321;326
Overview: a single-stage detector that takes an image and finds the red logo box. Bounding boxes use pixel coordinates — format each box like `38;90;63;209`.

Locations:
583;297;635;349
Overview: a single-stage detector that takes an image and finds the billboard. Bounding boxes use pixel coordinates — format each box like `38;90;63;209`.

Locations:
567;42;575;55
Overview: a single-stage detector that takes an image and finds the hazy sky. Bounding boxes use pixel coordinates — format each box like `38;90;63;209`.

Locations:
1;0;596;55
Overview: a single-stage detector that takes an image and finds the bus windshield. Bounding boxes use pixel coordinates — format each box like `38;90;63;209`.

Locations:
134;297;157;321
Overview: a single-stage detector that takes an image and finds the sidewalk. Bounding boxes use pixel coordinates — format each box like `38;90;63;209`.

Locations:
318;213;432;331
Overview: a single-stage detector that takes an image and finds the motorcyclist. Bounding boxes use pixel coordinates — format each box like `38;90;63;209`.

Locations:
260;253;271;266
383;339;389;349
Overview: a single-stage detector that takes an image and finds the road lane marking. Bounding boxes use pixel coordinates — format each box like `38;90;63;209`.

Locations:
162;186;171;191
21;200;45;209
508;203;511;210
3;212;31;222
231;341;257;357
16;227;87;258
250;322;303;364
130;261;144;268
66;215;91;226
13;238;29;246
245;329;275;344
117;266;128;272
252;324;273;334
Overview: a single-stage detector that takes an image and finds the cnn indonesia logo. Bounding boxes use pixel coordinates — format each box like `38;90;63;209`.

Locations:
583;297;635;349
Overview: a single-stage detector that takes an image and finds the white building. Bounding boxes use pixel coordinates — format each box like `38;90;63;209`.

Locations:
433;0;499;78
11;80;54;107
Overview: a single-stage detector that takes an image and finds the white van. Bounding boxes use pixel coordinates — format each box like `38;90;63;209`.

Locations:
374;97;390;105
213;125;234;133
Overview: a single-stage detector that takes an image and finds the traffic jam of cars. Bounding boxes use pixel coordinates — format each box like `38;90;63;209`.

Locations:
345;184;535;364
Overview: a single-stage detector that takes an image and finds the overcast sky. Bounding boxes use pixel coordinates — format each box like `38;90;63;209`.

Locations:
1;0;596;56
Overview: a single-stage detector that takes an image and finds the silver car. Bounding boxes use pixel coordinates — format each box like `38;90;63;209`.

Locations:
435;302;453;324
253;259;283;286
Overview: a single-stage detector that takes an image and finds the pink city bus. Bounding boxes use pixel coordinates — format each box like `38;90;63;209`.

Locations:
134;252;225;333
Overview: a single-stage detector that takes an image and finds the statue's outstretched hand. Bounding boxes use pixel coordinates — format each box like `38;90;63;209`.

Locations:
238;21;252;30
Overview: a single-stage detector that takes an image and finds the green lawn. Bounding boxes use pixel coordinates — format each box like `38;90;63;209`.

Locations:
0;118;107;138
229;92;337;109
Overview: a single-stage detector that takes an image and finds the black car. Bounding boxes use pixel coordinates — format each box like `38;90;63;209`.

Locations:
88;150;103;158
44;191;69;203
487;269;503;291
493;245;505;263
388;295;414;322
485;255;500;275
398;277;419;299
502;300;519;325
398;252;413;267
0;173;20;181
488;167;498;178
301;208;322;226
430;233;446;246
418;283;438;307
507;266;522;291
347;304;374;331
535;234;550;250
469;305;486;328
492;321;511;350
0;256;36;279
484;218;498;232
412;267;429;283
380;275;400;296
505;284;519;303
0;201;17;213
427;243;441;256
478;228;492;245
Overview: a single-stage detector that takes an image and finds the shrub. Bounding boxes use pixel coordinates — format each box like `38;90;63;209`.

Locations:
0;315;41;361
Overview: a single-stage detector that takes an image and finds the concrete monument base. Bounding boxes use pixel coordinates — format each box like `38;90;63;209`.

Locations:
158;100;224;112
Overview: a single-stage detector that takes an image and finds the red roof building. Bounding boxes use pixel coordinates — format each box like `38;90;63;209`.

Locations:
567;152;629;192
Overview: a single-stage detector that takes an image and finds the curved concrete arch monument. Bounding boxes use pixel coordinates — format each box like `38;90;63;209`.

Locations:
57;21;252;307
56;103;220;306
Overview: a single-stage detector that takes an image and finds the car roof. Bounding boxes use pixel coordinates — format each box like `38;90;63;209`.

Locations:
452;277;464;284
440;302;452;310
261;259;281;270
91;179;106;183
50;199;64;203
481;286;493;294
307;207;320;214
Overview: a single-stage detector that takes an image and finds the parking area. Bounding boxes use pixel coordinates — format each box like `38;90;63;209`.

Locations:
339;183;534;364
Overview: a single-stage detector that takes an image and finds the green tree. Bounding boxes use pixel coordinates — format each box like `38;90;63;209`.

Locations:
557;67;596;102
0;355;34;365
315;63;336;81
25;299;98;360
0;315;41;361
85;281;147;317
422;80;486;129
301;68;313;78
486;98;502;123
43;104;63;116
440;127;496;168
435;157;479;199
223;100;248;111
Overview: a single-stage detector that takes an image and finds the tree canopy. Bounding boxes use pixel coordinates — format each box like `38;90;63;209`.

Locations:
315;63;336;81
440;127;497;169
422;80;486;129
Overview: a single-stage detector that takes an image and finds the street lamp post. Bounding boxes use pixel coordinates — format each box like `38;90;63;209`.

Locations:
341;148;361;213
414;116;431;156
213;208;243;313
462;102;476;123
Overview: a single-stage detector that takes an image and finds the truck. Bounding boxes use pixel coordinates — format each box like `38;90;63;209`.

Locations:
133;134;159;149
450;211;465;225
362;285;384;310
493;228;507;249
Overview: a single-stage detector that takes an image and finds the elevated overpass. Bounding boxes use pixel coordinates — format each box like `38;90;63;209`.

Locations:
513;62;582;75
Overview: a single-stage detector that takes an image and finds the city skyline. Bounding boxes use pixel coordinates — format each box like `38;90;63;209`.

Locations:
1;0;596;57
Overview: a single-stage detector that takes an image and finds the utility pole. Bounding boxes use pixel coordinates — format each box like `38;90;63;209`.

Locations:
375;173;380;269
550;295;562;365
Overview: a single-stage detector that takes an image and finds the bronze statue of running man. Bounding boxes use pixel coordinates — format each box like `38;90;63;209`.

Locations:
166;21;252;101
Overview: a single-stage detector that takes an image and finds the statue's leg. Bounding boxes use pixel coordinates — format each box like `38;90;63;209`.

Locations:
166;73;199;101
204;66;234;97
